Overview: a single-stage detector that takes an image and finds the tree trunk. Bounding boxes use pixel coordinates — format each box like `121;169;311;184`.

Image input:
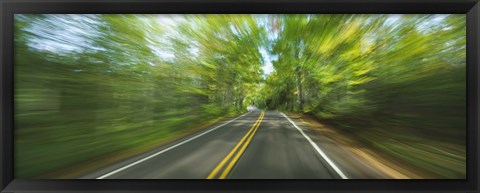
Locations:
295;67;304;112
237;95;244;112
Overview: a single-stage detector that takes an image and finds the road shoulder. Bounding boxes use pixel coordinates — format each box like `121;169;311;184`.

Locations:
284;112;427;179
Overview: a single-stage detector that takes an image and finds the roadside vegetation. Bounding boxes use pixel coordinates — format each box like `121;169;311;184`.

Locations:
15;14;465;178
253;15;466;178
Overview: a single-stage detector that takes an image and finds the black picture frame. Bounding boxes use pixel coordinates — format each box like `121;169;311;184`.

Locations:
1;0;479;192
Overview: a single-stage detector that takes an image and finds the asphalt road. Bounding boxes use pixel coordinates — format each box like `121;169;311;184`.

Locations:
83;110;352;179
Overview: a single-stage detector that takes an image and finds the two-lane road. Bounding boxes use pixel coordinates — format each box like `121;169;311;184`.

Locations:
82;111;346;179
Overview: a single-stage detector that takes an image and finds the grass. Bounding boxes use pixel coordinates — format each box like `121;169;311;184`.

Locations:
16;110;244;179
295;112;466;179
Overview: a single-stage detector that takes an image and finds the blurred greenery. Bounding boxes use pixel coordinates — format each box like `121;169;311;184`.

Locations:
14;14;466;179
256;14;466;178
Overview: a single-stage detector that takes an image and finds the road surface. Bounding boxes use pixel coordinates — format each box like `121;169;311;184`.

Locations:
82;110;387;179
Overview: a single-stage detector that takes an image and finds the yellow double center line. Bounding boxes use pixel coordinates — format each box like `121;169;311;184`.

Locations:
207;111;265;179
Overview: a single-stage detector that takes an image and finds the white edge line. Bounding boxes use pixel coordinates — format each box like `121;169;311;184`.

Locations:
96;111;252;179
281;113;349;179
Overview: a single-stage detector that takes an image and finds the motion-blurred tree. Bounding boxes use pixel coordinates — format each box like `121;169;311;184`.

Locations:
14;14;466;179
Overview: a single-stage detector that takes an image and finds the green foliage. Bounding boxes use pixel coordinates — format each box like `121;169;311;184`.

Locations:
14;14;466;178
260;14;466;178
14;14;261;178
